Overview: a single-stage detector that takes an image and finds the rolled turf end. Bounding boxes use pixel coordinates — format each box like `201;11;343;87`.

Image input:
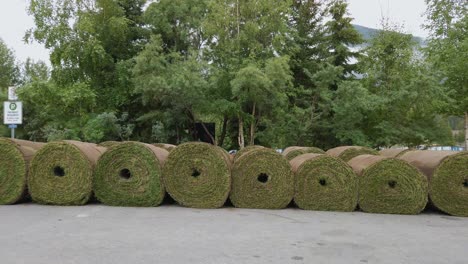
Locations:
290;153;358;212
283;146;325;161
400;151;468;217
0;138;43;204
230;147;294;209
94;142;169;207
28;141;105;205
327;146;379;162
162;142;231;209
348;155;428;215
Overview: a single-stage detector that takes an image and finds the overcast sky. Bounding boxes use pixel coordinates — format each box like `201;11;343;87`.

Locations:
0;0;429;64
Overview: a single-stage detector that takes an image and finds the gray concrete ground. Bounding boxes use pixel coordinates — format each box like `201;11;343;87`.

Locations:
0;204;467;264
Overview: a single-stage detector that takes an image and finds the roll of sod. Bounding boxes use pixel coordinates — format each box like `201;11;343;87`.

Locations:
327;146;379;162
283;146;325;161
399;151;468;217
234;145;265;161
94;142;168;207
230;147;294;209
162;142;231;208
348;155;428;214
379;148;410;158
29;141;106;205
153;143;177;152
0;138;45;204
98;141;121;148
290;153;358;211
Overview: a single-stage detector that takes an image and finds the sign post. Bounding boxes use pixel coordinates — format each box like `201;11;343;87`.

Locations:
4;101;22;139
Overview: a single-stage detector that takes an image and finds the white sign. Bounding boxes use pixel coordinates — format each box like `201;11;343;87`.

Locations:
8;87;18;101
3;102;23;125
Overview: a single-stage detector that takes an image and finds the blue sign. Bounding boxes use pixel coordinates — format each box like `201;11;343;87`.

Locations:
8;124;17;129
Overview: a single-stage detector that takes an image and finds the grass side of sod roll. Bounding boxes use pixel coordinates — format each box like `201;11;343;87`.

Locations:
94;142;169;207
0;138;44;204
98;141;121;148
162;142;231;208
230;147;294;209
400;150;468;217
327;146;379;162
28;141;106;205
348;155;428;215
283;146;325;161
290;153;358;211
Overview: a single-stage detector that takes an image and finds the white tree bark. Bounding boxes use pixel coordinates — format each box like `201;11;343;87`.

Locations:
465;112;468;150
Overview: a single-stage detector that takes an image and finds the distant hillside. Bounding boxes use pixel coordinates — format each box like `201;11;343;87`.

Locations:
353;24;425;45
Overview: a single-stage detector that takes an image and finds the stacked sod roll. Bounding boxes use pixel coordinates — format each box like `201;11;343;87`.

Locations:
399;151;468;217
162;142;231;208
0;138;45;204
290;153;358;211
283;146;325;161
94;142;169;207
153;143;177;152
28;141;106;205
231;146;294;209
348;155;428;214
327;146;379;162
379;148;410;158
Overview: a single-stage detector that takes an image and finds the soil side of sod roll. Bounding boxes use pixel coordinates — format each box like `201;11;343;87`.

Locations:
283;146;325;161
28;141;106;205
399;150;468;217
348;155;428;215
94;142;169;207
231;147;294;209
0;138;45;205
379;148;411;158
152;143;177;152
162;142;231;208
290;153;358;211
327;146;379;162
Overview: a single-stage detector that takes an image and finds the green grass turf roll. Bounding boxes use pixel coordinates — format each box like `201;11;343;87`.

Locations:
98;141;121;148
348;155;428;214
230;147;294;209
399;150;468;217
162;142;231;208
0;138;45;204
290;153;358;211
153;143;177;152
94;142;169;207
28;141;106;205
283;146;325;161
379;148;410;158
327;146;379;162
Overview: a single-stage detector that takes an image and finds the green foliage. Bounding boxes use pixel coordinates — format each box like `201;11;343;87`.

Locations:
0;38;19;88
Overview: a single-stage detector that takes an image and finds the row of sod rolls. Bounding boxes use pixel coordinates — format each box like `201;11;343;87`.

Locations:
282;146;325;160
0;138;45;204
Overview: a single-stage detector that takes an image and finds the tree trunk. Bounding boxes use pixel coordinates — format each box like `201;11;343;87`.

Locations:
238;115;245;149
218;116;228;147
249;102;256;146
465;112;468;150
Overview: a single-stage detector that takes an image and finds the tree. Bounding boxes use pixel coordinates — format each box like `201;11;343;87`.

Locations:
0;38;19;89
204;0;292;148
351;22;451;147
424;0;468;149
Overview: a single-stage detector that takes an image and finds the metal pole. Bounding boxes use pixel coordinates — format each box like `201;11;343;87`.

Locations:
11;127;15;139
